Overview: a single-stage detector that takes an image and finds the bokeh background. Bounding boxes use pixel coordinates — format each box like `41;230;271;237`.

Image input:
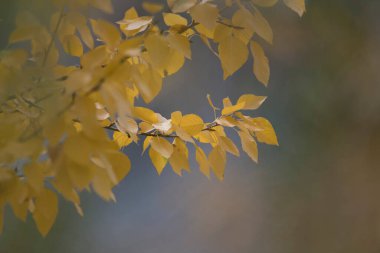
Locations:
1;0;380;252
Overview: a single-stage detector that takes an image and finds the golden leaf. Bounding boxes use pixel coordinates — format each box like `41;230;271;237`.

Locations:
252;117;279;145
237;94;267;110
180;114;204;136
145;34;171;69
231;10;254;44
218;36;248;79
219;136;240;157
166;32;191;59
222;102;246;115
195;146;210;178
113;131;132;148
91;0;114;14
189;3;219;30
244;8;273;44
149;147;167;175
208;146;226;181
90;19;121;47
283;0;306;17
32;189;58;237
169;139;189;175
151;137;174;159
250;41;270;86
163;13;188;26
62;35;83;57
238;131;258;163
167;0;197;13
142;2;164;14
134;107;159;123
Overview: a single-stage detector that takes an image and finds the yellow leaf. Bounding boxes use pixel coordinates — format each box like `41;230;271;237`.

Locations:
250;9;273;44
8;26;40;44
91;155;118;185
80;45;108;69
9;182;28;221
92;169;115;201
142;2;164;14
53;166;81;204
91;0;114;14
62;35;83;57
219;136;240;156
252;0;278;7
105;150;131;183
222;102;246;115
216;116;238;127
118;16;153;31
113;131;132;148
165;50;185;75
180;114;204;136
238;131;258;163
90;19;121;47
124;7;138;20
74;203;84;217
169;139;189;175
163;13;188;26
196;131;216;144
251;117;279;145
250;41;270;85
67;161;94;190
218;36;248;79
78;25;94;49
171;111;182;125
223;97;233;107
167;0;197;13
166;32;191;59
32;189;58;237
283;0;306;17
231;10;254;44
195;146;210;178
134;107;158;123
142;136;153;154
134;67;162;103
189;3;219;30
195;23;214;39
116;116;139;135
145;34;171;69
149;147;167;175
24;163;45;192
208;146;226;181
151;137;173;159
213;23;233;43
152;116;172;132
237;94;267;110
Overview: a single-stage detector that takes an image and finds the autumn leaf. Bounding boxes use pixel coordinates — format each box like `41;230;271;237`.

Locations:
250;41;270;86
218;36;249;79
32;189;58;237
283;0;306;17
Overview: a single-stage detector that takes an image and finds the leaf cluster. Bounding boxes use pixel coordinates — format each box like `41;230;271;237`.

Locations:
0;0;304;235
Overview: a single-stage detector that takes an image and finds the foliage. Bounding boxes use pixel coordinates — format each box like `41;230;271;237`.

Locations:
0;0;304;236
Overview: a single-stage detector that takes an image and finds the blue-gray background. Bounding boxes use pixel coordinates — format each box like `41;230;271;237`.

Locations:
1;0;380;252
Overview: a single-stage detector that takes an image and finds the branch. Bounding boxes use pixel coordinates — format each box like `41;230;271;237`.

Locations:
105;121;220;139
42;5;65;67
216;20;244;30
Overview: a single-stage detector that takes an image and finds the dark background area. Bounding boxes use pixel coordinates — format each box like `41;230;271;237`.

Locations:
1;0;380;252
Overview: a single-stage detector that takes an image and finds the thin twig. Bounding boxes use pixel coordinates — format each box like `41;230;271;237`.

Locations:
216;20;244;30
42;5;65;67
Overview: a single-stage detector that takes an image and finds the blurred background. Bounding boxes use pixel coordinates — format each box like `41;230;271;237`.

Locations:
1;0;380;252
